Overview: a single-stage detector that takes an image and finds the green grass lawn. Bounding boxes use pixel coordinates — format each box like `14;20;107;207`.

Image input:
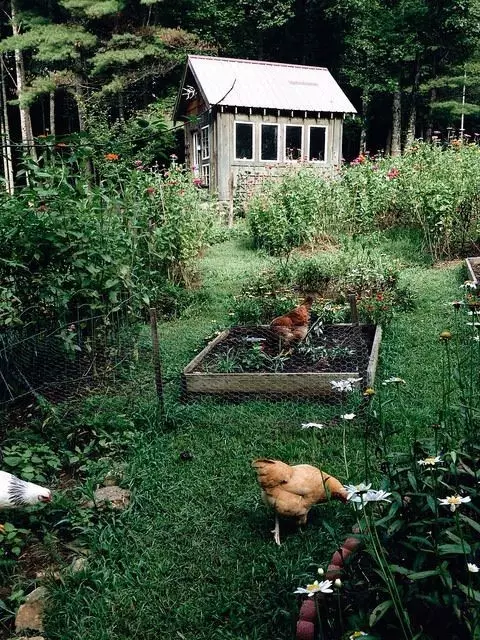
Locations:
45;232;466;640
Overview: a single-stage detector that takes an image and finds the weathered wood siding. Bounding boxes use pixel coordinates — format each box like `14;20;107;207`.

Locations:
214;110;344;202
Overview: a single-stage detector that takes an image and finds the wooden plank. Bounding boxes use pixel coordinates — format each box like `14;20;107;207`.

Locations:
183;323;381;399
366;325;382;387
183;329;230;374
184;370;361;396
466;257;480;283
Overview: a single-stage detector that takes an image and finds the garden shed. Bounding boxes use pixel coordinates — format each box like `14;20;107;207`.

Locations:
173;55;356;212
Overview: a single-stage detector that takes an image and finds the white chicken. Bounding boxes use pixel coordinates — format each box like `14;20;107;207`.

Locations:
0;470;52;509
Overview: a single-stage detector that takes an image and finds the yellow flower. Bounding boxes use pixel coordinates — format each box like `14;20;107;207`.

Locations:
363;387;375;396
439;330;452;341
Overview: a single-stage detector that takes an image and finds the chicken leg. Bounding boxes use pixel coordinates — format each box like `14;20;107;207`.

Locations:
272;513;281;545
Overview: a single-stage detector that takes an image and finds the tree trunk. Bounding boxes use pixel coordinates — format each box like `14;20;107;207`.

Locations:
74;75;87;132
118;91;125;122
0;55;14;193
405;58;421;149
11;0;36;160
49;90;55;136
359;90;370;154
391;82;402;156
425;87;436;142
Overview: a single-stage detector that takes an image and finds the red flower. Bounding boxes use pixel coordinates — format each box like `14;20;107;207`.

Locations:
146;187;156;195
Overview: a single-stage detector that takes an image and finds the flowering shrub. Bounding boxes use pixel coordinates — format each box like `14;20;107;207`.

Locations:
230;247;413;325
246;167;335;255
295;315;480;640
0;151;214;325
244;141;480;260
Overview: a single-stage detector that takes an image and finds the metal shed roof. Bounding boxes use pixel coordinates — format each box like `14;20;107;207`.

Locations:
186;55;356;114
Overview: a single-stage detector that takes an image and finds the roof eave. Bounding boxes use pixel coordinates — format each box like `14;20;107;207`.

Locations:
173;56;212;122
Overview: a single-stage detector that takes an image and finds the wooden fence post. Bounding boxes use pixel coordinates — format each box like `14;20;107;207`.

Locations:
348;293;359;325
149;308;165;423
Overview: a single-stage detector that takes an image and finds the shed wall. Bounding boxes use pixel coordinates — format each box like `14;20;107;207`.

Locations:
214;110;344;202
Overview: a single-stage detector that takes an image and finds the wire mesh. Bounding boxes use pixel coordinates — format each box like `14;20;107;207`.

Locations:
181;321;379;403
0;300;141;408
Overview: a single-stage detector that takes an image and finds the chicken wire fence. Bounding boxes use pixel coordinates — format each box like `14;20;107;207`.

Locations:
0;299;143;410
0;294;380;430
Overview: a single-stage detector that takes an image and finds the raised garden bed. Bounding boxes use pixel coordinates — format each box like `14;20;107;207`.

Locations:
466;256;480;283
182;324;382;400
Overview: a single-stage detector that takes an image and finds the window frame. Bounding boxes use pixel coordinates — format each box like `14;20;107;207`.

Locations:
234;121;255;161
201;163;210;187
192;130;201;173
307;125;328;163
284;124;304;162
201;125;210;160
260;122;279;162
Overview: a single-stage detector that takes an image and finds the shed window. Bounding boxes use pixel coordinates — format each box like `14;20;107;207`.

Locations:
261;124;278;161
285;125;303;161
235;122;254;160
308;126;326;162
201;164;210;186
201;126;210;159
192;131;201;172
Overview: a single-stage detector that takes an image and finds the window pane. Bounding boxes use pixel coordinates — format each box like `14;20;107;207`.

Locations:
309;127;326;161
261;124;278;161
285;126;302;160
235;123;253;160
201;126;210;159
201;164;210;186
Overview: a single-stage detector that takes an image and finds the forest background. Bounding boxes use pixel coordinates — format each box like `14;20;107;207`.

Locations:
1;0;480;186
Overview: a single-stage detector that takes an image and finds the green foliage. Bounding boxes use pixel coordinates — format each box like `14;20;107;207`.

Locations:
246;142;480;260
2;443;62;483
0;523;30;558
0;151;214;325
231;244;413;325
246;167;332;255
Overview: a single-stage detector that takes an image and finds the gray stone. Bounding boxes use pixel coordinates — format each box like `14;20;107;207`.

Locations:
70;557;87;573
15;587;48;633
86;485;131;510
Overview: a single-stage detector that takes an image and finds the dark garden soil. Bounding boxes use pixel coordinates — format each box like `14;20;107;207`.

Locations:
195;325;375;375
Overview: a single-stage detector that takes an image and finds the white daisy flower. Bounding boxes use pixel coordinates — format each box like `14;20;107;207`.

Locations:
382;377;406;385
331;378;362;392
293;579;333;596
349;488;392;509
468;310;480;315
301;422;324;430
467;322;480;326
418;456;442;466
344;482;372;500
438;495;471;512
460;281;477;290
447;300;465;307
467;563;479;573
473;335;480;342
341;413;356;420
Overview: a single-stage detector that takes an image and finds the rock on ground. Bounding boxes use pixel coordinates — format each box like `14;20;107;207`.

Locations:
85;485;131;510
15;587;48;633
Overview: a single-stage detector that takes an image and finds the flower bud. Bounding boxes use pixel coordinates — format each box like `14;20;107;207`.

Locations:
334;578;342;588
317;567;324;576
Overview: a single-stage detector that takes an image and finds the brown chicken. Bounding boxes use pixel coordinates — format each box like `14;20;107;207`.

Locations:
269;295;314;348
252;458;348;545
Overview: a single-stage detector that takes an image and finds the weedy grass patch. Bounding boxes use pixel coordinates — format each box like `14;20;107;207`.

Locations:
35;232;476;640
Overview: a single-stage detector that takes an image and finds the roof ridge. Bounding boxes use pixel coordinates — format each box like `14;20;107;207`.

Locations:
188;55;328;71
